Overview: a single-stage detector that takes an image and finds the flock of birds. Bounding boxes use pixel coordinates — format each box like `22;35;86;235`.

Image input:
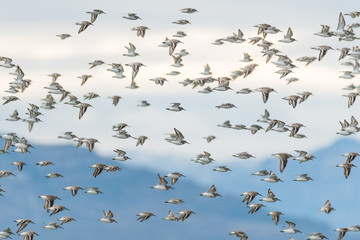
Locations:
1;5;360;240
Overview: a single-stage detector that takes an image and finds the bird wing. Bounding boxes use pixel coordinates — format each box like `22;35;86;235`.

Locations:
337;12;346;30
208;184;216;193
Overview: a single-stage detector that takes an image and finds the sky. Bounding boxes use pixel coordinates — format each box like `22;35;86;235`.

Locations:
1;0;360;239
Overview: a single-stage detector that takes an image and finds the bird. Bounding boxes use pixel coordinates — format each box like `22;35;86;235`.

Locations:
149;77;168;85
85;187;103;195
0;57;15;68
213;166;231;172
289;123;305;137
259;189;280;202
38;195;60;212
0;228;14;239
236;88;253;94
56;33;71;40
333;12;346;37
223;29;246;43
233;152;255;159
77;21;93;34
336;162;356;179
137;212;155;222
42;222;63;230
192;151;215;165
168;39;183;56
180;8;198;13
0;171;15;178
306;232;328;240
165;198;184;204
241;191;261;204
212;39;224;45
261;171;283;183
267;211;283;225
281;221;301;234
125;62;145;81
89;163;106;178
3;96;19;105
75;102;92;119
11;161;26;172
346;225;360;232
343;92;359;108
200;64;212;75
293;174;313;182
173;31;187;38
132;136;148;147
63;186;83;197
6;110;21;121
296;56;317;66
112;149;131;161
83;92;100;100
279;27;296;43
245;124;263;134
320;200;335;214
200;185;221;198
338;47;351;60
272;153;293;172
86;9;106;23
109;96;121;106
123;43;139;57
252;170;269;176
229;230;248;240
151;174;173;190
88;60;104;69
123;13;141;20
285;77;299;85
57;216;76;225
254;87;277;103
216;103;237;109
342;152;359;163
132;26;149;38
19;231;39;240
298;91;313;103
137;100;150;107
35;160;54;166
177;210;195;221
165;128;189;145
48;205;68;216
113;123;129;131
345;11;360;18
334;228;348;240
14;219;34;234
247;203;264;214
99;210;117;223
314;24;334;37
166;102;185;112
163;210;178;221
240;52;253;62
283;95;301;108
340;116;359;134
172;19;191;25
175;49;189;57
45;172;63;178
58;131;77;140
311;45;333;61
203;135;216;143
77;74;92;86
164;172;185;184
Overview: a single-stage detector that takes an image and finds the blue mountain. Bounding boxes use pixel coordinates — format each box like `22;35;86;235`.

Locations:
0;138;359;239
